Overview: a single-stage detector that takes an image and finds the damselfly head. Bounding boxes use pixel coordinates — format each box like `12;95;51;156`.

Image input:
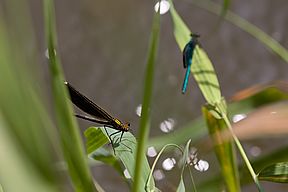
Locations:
123;122;130;131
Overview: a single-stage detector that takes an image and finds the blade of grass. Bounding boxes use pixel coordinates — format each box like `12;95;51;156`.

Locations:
258;162;288;183
190;0;288;63
169;0;222;104
132;4;160;192
0;2;59;184
169;2;263;190
198;146;288;190
177;139;191;192
0;116;58;192
203;106;240;192
220;0;230;18
43;0;98;191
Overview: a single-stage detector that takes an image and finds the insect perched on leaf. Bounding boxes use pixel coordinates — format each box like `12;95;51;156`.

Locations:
64;82;130;148
182;33;200;94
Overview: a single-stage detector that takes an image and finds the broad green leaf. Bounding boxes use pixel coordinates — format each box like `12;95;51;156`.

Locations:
89;148;124;178
169;0;222;105
100;128;154;192
44;0;97;191
132;4;160;192
85;127;109;154
258;162;288;183
202;106;240;192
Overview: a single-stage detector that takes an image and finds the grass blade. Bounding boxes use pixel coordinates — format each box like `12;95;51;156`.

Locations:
169;0;222;105
43;0;98;191
0;117;58;192
203;106;240;192
132;3;160;192
0;1;60;189
191;0;288;63
258;162;288;183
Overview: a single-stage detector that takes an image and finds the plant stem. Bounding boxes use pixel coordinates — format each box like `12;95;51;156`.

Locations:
221;110;264;192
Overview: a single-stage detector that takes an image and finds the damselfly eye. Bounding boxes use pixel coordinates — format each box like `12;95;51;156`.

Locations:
127;123;130;126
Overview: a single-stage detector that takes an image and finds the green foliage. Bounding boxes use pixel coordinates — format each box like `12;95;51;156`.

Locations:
258;162;288;183
44;0;98;191
132;4;160;192
203;106;240;192
169;0;222;105
1;0;288;191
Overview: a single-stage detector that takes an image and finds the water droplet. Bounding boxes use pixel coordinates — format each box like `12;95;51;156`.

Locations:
154;0;170;15
162;158;176;171
232;114;247;123
160;118;176;133
135;104;142;117
194;160;209;172
153;169;165;181
147;146;157;157
45;48;56;59
123;169;131;179
250;146;261;157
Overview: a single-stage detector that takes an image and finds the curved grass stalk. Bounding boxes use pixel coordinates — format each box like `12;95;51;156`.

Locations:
219;104;264;192
189;0;288;63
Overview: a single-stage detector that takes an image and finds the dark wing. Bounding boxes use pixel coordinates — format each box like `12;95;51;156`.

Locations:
182;43;190;68
65;82;112;122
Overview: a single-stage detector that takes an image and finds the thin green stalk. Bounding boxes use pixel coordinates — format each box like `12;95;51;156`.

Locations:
188;167;197;192
220;108;264;192
146;144;183;190
132;7;160;192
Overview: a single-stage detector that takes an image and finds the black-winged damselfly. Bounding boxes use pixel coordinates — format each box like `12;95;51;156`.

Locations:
65;82;130;148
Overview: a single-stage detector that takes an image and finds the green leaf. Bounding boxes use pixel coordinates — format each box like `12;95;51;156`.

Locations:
177;139;191;192
258;162;288;183
43;0;98;191
101;128;153;192
0;1;59;188
176;179;185;192
0;116;58;192
169;0;222;105
85;127;109;154
89;148;124;178
202;106;240;192
198;146;288;191
132;3;160;192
